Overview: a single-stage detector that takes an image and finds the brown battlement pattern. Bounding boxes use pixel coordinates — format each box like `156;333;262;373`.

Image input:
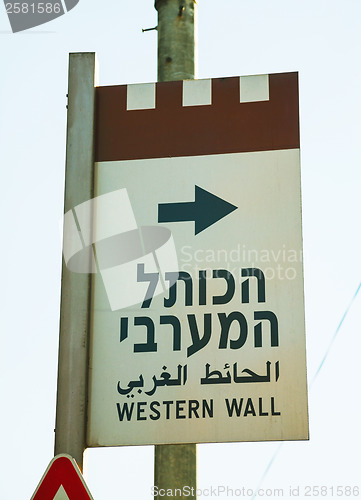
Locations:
95;72;299;162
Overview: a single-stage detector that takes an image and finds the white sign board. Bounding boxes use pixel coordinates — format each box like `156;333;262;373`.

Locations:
81;73;308;446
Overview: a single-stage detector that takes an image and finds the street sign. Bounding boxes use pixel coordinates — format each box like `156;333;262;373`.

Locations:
77;72;308;446
31;455;93;500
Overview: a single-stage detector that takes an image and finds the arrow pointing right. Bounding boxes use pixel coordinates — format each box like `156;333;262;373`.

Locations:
158;185;237;235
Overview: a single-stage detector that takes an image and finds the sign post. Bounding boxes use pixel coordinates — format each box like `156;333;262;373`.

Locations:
54;52;97;471
56;13;308;497
154;1;198;495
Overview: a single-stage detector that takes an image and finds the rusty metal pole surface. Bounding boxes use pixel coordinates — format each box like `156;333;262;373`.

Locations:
155;0;197;81
154;1;197;497
54;53;97;471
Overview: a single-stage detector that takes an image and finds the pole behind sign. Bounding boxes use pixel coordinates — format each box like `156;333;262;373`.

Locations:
154;1;197;497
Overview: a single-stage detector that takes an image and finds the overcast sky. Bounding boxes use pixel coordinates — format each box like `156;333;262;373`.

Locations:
1;1;361;499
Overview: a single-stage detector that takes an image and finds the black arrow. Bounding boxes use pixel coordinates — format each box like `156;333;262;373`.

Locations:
158;186;237;235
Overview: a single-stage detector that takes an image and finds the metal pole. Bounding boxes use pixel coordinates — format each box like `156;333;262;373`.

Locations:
54;52;97;471
154;1;197;497
155;0;197;81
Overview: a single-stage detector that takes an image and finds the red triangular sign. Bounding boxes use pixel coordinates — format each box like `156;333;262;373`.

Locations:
31;454;94;500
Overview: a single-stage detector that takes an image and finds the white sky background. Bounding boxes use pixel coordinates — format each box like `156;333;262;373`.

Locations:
1;0;361;499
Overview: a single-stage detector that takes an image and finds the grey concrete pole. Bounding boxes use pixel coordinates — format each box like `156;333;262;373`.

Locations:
154;1;197;498
155;445;197;497
54;52;97;471
155;0;197;81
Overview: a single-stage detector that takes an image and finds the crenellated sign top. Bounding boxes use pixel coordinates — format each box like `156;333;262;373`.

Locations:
95;73;299;162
